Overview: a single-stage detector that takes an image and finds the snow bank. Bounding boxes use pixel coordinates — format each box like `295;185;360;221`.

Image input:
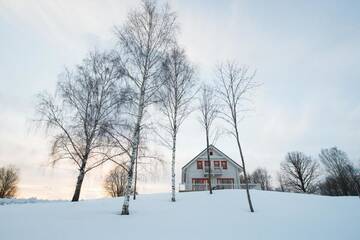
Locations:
0;190;359;240
0;198;62;205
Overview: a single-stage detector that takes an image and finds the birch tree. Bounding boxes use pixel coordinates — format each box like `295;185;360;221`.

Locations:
215;62;257;212
36;51;127;201
157;45;195;202
198;85;219;194
114;0;177;215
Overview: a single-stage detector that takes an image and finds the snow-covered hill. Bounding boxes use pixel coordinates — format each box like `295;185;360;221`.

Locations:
0;190;359;240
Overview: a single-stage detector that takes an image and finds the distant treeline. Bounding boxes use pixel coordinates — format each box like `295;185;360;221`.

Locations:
243;147;360;197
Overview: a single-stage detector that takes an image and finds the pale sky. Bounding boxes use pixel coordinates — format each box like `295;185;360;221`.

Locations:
0;0;360;200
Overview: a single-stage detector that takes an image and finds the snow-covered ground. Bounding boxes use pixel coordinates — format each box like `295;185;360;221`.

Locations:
0;190;359;240
0;198;63;205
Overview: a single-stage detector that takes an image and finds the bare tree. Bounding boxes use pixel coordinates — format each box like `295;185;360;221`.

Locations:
36;51;127;201
198;85;219;194
276;172;286;192
319;147;360;197
0;166;19;198
319;176;343;196
251;168;272;190
114;0;177;215
346;164;360;198
157;45;195;202
215;62;257;212
104;166;128;197
281;151;320;193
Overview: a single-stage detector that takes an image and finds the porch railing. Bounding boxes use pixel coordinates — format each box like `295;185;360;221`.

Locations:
179;183;261;192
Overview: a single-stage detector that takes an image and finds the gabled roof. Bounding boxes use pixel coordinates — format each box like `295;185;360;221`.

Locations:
182;144;243;170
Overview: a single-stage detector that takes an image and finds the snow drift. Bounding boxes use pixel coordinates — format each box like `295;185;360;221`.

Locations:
0;190;359;240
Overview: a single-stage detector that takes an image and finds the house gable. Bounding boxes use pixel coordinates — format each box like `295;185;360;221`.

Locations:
182;145;242;171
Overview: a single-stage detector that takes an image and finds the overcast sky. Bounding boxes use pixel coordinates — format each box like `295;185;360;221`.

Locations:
1;0;360;199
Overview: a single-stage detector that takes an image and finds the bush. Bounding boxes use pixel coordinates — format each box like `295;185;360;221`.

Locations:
104;166;128;197
0;166;19;198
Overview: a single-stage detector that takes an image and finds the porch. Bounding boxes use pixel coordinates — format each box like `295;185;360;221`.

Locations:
179;183;261;192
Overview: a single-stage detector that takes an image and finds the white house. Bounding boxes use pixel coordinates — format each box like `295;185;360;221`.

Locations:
181;145;244;191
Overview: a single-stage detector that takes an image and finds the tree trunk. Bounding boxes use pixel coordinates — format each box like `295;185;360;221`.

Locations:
121;128;140;215
133;154;138;200
280;183;285;192
171;132;177;202
206;128;213;194
300;179;306;193
71;168;85;202
235;128;254;212
121;87;145;215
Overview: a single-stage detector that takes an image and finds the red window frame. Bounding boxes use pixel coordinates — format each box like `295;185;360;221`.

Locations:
204;161;210;167
197;160;203;169
192;178;209;184
217;178;234;184
214;161;220;168
221;161;227;169
216;178;234;189
192;178;210;191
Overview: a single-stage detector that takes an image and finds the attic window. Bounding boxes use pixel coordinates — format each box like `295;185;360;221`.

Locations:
209;150;213;156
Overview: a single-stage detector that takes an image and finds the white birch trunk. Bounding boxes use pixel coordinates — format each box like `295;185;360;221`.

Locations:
170;99;178;202
121;87;145;215
171;132;177;202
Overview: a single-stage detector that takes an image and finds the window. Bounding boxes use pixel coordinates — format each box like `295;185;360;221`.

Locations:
193;178;208;184
209;150;213;156
217;178;234;189
214;161;220;168
197;160;203;169
204;161;210;167
221;161;227;169
217;178;234;184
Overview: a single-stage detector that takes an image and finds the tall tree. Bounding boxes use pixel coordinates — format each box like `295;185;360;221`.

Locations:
114;0;177;215
215;62;257;212
281;151;320;193
0;166;19;198
198;85;218;194
36;51;126;201
276;172;286;192
157;45;195;202
319;147;360;197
